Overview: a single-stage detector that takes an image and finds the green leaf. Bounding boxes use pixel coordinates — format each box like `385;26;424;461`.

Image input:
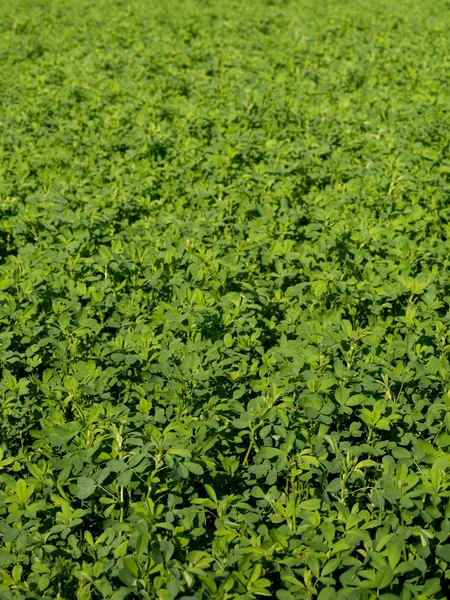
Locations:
317;589;336;600
184;461;204;475
15;479;34;506
436;544;450;563
326;478;341;492
257;447;282;460
0;549;14;567
123;557;139;578
374;565;394;589
118;569;134;587
276;592;295;600
387;538;403;569
224;333;233;348
75;477;96;500
298;499;321;511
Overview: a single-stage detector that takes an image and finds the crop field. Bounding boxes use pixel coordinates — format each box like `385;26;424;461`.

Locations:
1;0;450;598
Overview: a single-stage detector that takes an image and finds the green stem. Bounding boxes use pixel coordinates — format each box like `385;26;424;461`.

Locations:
243;438;253;466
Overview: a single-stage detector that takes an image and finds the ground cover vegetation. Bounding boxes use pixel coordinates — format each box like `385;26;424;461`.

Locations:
0;0;450;598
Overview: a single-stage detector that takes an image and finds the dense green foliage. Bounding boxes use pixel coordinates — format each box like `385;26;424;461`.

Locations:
1;0;450;598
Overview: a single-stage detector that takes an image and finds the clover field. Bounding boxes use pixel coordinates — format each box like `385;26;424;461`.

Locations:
1;0;450;598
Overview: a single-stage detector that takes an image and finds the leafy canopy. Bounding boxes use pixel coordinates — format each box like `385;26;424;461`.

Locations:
1;0;450;599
